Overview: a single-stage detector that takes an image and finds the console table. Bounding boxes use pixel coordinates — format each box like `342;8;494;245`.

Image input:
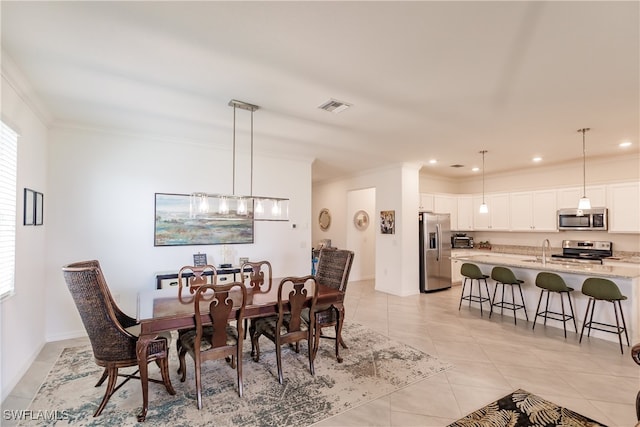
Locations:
155;266;250;289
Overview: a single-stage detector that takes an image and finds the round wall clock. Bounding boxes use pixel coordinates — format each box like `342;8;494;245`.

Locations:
319;208;331;231
353;210;369;230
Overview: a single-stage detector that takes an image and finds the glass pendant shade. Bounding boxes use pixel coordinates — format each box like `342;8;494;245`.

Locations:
479;203;489;214
577;197;591;210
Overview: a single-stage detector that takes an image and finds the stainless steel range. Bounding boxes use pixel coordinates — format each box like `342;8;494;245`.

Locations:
551;240;612;264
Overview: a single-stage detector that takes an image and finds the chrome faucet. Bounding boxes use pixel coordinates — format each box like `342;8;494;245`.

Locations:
541;239;550;265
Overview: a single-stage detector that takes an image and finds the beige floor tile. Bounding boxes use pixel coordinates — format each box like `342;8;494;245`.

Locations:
5;279;637;427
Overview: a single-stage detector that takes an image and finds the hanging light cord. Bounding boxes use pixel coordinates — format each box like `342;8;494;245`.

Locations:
579;128;590;198
232;104;236;196
250;108;254;197
480;150;487;203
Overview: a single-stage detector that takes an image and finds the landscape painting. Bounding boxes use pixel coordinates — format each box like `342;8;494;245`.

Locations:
154;193;254;246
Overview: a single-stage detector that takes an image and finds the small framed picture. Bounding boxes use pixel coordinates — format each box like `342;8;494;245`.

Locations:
35;192;44;226
380;210;395;234
193;253;207;267
23;188;35;226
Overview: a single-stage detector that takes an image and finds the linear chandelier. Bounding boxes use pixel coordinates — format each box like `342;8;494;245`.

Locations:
190;100;289;221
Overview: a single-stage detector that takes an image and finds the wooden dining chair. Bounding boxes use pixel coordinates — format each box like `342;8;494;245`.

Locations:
240;260;273;339
62;260;175;417
176;264;218;358
177;264;218;303
250;276;318;384
177;282;247;409
303;248;354;363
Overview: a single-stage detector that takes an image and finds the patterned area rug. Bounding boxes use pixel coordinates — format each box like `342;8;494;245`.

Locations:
23;323;451;426
449;388;607;427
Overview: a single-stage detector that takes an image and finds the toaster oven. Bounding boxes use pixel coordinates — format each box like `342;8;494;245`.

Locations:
451;235;474;249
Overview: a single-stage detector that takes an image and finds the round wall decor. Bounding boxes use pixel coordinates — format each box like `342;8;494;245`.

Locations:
319;208;331;231
353;210;369;230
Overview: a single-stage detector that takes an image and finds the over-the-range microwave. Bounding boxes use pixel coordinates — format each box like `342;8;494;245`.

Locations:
557;208;608;231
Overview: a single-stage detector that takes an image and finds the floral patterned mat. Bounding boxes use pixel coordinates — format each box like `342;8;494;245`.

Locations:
449;388;607;427
23;323;452;426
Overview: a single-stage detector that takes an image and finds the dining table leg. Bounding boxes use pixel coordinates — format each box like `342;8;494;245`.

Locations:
136;335;153;422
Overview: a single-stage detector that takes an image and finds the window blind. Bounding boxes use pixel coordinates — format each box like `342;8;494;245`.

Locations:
0;121;18;299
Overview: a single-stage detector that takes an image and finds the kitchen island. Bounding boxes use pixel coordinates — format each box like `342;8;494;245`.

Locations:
454;253;640;344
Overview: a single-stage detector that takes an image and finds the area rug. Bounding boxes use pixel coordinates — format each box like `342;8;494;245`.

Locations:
22;322;451;426
449;388;607;427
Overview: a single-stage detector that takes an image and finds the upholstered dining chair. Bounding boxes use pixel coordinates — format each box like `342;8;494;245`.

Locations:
62;260;175;417
177;282;247;409
250;276;318;384
303;248;354;363
240;260;273;339
176;264;218;357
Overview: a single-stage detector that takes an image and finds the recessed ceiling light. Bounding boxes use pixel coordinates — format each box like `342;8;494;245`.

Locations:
429;159;437;164
619;141;632;148
532;157;542;162
318;98;352;114
471;167;480;172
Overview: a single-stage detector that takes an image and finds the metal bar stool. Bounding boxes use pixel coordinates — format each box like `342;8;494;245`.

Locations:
489;266;528;325
532;272;577;338
579;277;629;354
458;263;492;316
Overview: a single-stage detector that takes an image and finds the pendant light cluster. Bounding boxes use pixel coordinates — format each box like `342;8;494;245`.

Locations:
577;127;591;212
190;99;289;221
479;150;489;214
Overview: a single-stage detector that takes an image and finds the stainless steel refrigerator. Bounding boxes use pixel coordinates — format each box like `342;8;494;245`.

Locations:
419;212;452;292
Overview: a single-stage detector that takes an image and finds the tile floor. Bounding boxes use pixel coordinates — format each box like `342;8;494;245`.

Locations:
2;279;639;426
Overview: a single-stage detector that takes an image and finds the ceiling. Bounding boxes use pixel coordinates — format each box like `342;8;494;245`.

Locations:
2;1;638;183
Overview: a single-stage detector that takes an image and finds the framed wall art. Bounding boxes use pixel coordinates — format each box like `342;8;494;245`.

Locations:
154;193;254;246
380;210;395;234
23;188;35;225
23;188;44;226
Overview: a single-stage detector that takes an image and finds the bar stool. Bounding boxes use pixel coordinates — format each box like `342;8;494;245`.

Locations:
532;272;577;338
489;266;528;325
458;263;492;316
579;277;629;354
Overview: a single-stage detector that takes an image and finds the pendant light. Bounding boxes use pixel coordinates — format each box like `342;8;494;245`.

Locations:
479;150;489;214
577;128;591;211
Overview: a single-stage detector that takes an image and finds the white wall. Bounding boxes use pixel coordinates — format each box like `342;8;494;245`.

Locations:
313;163;421;297
346;188;375;281
1;72;49;401
45;126;312;340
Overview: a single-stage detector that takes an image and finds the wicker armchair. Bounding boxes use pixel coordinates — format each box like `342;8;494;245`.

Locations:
303;248;354;363
62;260;175;417
250;276;318;384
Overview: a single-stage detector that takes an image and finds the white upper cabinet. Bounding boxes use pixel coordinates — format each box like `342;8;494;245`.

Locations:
456;195;474;231
607;182;640;233
434;194;458;229
473;193;510;230
556;185;606;209
419;193;434;212
509;190;557;231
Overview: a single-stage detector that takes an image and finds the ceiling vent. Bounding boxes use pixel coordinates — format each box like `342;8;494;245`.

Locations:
450;164;465;168
318;99;352;114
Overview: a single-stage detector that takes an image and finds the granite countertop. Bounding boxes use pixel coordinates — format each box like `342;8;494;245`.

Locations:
451;248;640;265
454;253;640;279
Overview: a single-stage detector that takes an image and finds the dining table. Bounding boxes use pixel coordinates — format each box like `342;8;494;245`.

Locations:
135;277;345;422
